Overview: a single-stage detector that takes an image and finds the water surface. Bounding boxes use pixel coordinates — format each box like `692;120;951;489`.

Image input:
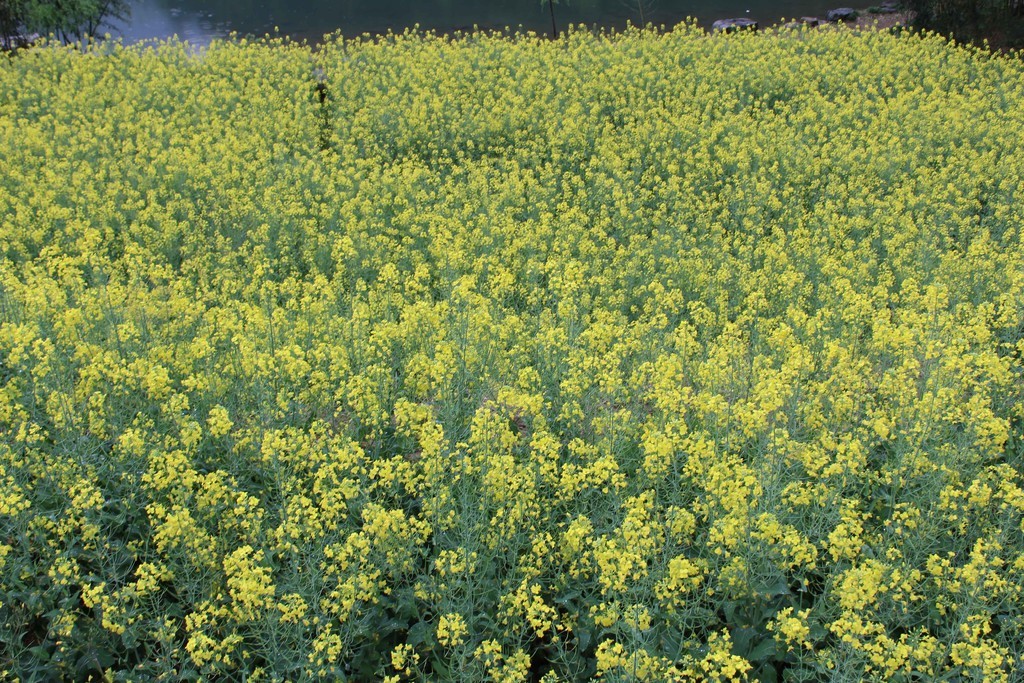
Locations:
111;0;850;46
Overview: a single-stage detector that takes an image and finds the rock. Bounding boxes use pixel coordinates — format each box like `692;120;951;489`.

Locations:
783;16;822;29
826;8;859;22
783;17;822;29
870;5;900;13
711;18;759;33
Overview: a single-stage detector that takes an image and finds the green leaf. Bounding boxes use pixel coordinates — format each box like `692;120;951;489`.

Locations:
554;589;582;607
575;628;592;652
747;637;777;663
723;601;741;626
731;626;757;655
75;647;115;677
407;620;434;647
661;629;683;657
28;645;52;663
375;616;411;636
760;578;792;598
754;661;779;683
428;653;452;678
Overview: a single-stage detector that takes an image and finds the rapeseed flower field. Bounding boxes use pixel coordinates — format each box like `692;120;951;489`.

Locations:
1;24;1023;682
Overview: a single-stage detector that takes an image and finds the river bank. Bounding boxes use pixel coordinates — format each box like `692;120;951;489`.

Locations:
0;4;919;53
104;0;891;47
711;4;911;34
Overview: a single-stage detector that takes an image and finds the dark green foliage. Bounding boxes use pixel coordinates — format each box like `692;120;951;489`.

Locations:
1;0;128;47
1;0;28;47
905;0;1024;49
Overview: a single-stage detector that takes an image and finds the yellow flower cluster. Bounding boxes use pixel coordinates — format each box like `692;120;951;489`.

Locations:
1;22;1023;681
